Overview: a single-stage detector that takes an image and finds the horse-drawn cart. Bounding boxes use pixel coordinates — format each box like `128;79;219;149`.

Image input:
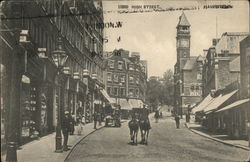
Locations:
104;108;121;127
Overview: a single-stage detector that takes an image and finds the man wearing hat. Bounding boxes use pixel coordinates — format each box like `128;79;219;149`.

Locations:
62;111;71;151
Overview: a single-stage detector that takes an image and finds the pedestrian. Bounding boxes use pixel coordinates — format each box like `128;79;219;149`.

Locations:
154;110;159;123
98;112;102;126
62;111;71;151
186;113;190;123
175;115;180;129
93;111;98;129
69;114;75;135
77;115;85;135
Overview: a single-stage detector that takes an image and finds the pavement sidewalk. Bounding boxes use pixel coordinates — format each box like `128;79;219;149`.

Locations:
2;122;104;162
185;121;250;151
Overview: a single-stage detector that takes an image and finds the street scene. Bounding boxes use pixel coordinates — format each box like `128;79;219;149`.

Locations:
1;0;250;162
66;111;249;162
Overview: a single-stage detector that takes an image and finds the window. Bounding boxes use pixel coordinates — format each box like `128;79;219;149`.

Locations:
107;87;112;95
190;85;194;91
113;74;118;82
120;87;125;97
129;89;134;97
107;73;112;82
120;75;125;83
118;61;123;70
135;77;139;84
113;87;118;96
109;60;114;69
135;89;139;97
142;67;145;73
129;64;134;70
197;73;202;80
129;76;134;83
248;72;250;96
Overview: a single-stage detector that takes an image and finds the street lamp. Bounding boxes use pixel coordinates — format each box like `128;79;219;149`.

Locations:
51;36;68;153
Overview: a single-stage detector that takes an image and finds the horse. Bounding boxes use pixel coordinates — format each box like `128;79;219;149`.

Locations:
139;118;150;145
128;118;139;145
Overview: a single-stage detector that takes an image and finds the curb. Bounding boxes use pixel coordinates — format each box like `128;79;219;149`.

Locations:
64;125;105;161
185;123;250;151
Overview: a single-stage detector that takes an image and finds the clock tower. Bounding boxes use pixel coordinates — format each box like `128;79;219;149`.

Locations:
176;12;190;60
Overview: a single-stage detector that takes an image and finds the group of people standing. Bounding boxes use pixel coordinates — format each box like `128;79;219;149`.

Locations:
61;111;86;151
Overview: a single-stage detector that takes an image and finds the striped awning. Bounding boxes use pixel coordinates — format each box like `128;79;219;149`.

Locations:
216;98;250;113
100;89;116;104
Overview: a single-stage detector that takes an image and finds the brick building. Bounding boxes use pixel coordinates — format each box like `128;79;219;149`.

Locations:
192;33;250;139
174;12;203;116
202;32;249;97
0;0;105;153
104;49;148;118
240;36;250;98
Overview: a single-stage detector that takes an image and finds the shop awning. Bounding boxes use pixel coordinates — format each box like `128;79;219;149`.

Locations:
100;89;116;104
129;99;143;108
204;90;238;114
192;94;214;113
216;98;250;113
119;99;133;110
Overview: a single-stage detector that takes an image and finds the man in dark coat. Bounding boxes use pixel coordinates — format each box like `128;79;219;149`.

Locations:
93;111;98;129
62;111;71;151
175;115;180;129
69;114;75;135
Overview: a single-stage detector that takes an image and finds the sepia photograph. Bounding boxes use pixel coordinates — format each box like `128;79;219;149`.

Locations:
0;0;250;161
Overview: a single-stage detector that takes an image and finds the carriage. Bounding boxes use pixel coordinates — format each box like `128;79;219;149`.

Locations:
104;108;121;127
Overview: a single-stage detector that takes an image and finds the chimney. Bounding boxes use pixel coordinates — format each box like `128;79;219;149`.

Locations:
212;38;220;46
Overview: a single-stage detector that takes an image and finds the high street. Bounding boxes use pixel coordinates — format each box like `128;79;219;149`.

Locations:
66;113;250;162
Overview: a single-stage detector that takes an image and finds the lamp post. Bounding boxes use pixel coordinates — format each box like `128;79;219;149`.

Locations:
51;36;68;153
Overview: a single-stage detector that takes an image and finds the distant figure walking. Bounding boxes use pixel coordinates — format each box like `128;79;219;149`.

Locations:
175;115;180;129
69;114;75;135
93;111;98;129
154;110;159;123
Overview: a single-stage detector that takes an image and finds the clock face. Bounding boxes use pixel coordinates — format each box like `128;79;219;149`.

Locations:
180;39;189;47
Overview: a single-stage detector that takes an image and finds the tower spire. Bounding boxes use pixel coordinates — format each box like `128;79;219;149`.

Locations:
177;11;190;27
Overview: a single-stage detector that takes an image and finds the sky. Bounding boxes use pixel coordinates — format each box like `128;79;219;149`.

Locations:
102;0;249;77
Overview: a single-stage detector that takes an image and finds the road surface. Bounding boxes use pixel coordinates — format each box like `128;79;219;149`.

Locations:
66;113;250;162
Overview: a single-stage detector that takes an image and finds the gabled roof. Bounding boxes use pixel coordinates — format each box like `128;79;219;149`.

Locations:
182;57;197;70
177;12;190;26
197;55;205;62
229;56;240;72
